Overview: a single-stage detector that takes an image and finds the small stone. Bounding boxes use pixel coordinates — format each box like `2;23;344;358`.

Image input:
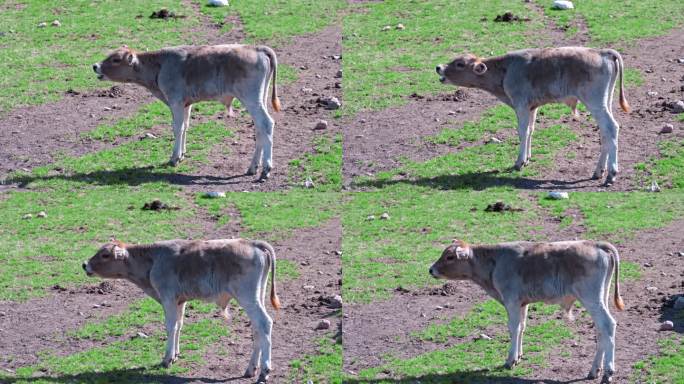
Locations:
36;211;47;218
486;137;502;144
207;0;229;6
674;297;684;310
136;331;149;338
315;319;331;330
647;180;661;192
314;119;328;130
334;82;342;89
366;215;376;221
678;252;684;257
381;25;391;31
303;285;315;290
335;70;342;78
477;333;492;341
304;177;315;189
92;304;101;308
447;110;457;115
380;212;390;220
103;107;112;111
643;262;653;267
37;22;47;28
299;65;309;70
22;214;33;219
205;191;226;198
435;305;444;310
51;20;61;27
660;124;674;134
671;100;684;113
646;286;658;293
328;295;343;309
78;311;85;317
301;87;313;93
396;23;405;30
143;132;157;139
547;191;569;200
322;96;341;110
333;250;342;256
552;0;574;10
647;91;658;97
659;321;674;331
677;58;684;64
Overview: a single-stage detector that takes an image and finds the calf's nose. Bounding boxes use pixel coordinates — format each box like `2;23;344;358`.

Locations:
435;65;441;74
92;64;98;73
429;267;434;276
82;262;87;271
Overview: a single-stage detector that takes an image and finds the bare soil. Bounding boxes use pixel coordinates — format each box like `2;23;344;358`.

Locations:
0;219;342;384
343;25;684;192
343;213;684;383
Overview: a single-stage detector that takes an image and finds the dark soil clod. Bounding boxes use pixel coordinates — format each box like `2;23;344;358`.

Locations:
149;9;186;20
484;201;523;212
493;12;530;23
142;199;180;211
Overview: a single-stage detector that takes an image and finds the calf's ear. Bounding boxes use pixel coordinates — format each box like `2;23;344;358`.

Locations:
455;246;469;259
125;52;139;67
113;245;129;260
473;62;488;75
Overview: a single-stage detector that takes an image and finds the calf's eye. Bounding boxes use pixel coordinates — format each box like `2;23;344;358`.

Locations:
112;58;121;64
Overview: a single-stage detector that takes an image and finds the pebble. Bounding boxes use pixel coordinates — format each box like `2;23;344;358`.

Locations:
643;262;652;267
659;321;674;331
671;100;684;113
328;295;343;309
646;286;658;293
51;20;61;27
672;296;684;310
144;133;157;139
315;319;331;330
380;212;390;220
207;0;229;6
678;252;684;257
314;119;328;130
381;26;391;31
36;211;47;218
335;70;343;78
647;91;658;97
486;137;502;144
333;250;342;256
301;87;313;94
435;305;444;310
303;285;315;290
136;331;149;338
366;215;376;221
447;110;457;115
647;180;661;192
37;22;47;28
322;96;341;110
92;304;101;308
552;0;574;10
396;23;405;30
205;191;226;198
304;177;315;189
660;124;674;134
477;333;492;341
22;213;33;219
548;191;569;200
677;58;684;64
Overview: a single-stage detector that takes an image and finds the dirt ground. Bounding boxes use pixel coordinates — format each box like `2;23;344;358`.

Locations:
342;23;684;192
0;219;342;383
343;217;684;383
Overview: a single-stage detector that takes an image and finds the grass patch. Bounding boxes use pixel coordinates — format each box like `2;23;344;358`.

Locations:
342;189;537;304
0;0;201;114
538;192;684;239
289;133;342;192
343;0;543;115
635;138;684;190
632;336;684;384
349;300;573;383
288;336;343;384
543;1;684;44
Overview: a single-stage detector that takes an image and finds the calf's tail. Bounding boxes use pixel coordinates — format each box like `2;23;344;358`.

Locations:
598;241;625;311
254;240;281;310
258;46;281;112
606;49;631;113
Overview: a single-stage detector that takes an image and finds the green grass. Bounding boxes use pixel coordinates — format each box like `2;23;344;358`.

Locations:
343;0;543;115
632;336;684;384
348;300;573;383
0;0;201;114
230;0;347;47
289;133;343;192
542;1;684;44
538;192;684;239
635;138;684;189
288;336;343;384
3;318;229;383
83;101;171;141
197;190;341;239
342;189;538;304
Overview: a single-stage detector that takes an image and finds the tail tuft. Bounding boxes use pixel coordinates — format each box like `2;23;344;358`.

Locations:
272;97;282;112
620;98;631;113
615;295;625;311
271;294;281;310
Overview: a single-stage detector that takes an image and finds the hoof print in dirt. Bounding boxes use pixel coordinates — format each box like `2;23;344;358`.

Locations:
142;199;179;211
484;201;522;212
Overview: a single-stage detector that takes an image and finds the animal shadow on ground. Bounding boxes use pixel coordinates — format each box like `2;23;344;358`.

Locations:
659;294;684;334
344;369;592;384
6;164;264;188
354;169;597;191
0;367;245;384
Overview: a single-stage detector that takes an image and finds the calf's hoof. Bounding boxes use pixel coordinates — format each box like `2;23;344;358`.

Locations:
169;157;184;167
600;374;613;383
503;359;518;369
161;357;176;368
513;161;527;171
245;167;257;176
591;171;603;180
257;371;270;383
604;171;617;186
244;366;258;378
587;368;601;380
258;170;270;182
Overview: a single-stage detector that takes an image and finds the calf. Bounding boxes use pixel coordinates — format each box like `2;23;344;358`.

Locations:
93;44;281;180
436;47;630;185
430;240;624;382
83;239;281;382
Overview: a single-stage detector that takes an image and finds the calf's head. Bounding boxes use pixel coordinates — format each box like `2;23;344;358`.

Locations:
436;54;488;86
93;46;139;82
429;240;473;280
83;241;129;279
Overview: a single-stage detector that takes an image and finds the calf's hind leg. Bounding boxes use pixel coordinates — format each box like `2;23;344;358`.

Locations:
244;101;275;180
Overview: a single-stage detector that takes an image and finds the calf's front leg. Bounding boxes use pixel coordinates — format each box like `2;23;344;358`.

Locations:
161;300;180;367
513;107;532;171
169;104;187;166
504;302;523;369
